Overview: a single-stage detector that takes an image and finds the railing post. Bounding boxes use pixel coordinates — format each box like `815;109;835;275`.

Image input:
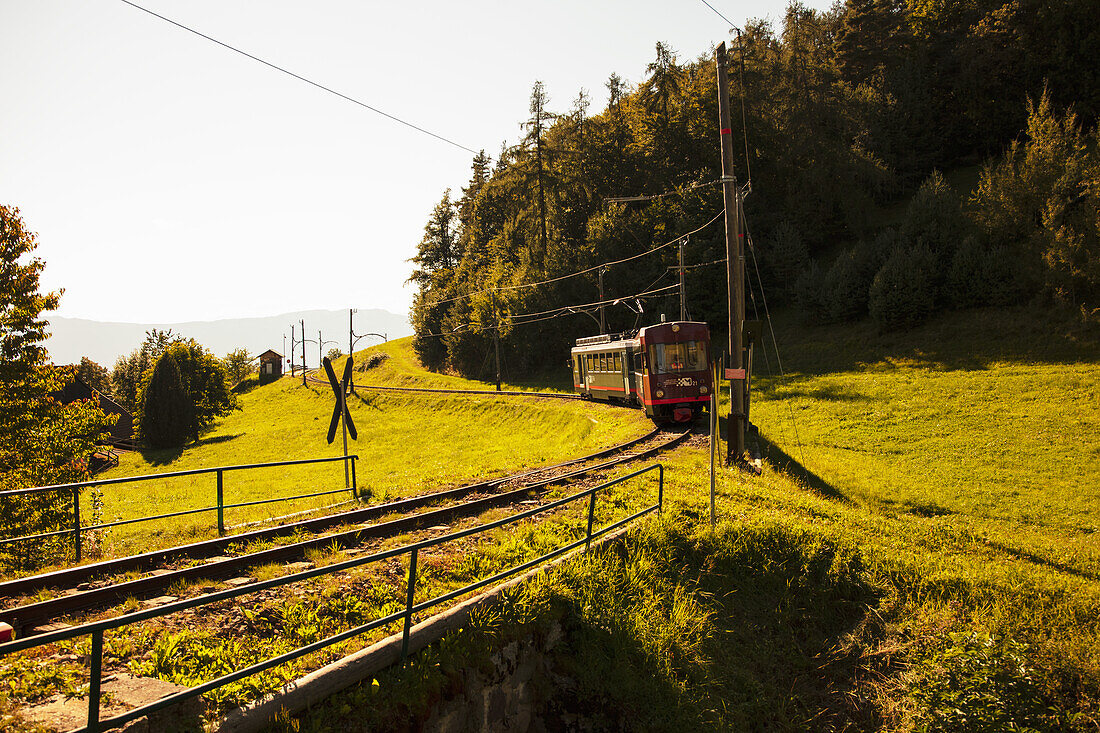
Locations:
87;628;103;733
216;470;225;536
658;464;664;517
72;487;81;562
401;547;418;662
585;490;597;551
350;457;358;500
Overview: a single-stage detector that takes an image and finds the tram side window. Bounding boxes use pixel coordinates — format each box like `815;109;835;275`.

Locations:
613;353;621;371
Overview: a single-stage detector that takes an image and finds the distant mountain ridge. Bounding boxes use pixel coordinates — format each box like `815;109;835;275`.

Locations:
46;308;411;369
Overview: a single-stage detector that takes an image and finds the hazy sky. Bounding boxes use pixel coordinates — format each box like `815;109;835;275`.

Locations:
2;0;832;323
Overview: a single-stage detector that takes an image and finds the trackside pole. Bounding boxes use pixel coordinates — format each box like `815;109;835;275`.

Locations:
717;42;746;464
710;359;717;529
341;384;349;488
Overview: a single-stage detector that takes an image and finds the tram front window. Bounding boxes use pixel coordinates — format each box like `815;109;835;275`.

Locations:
648;341;707;373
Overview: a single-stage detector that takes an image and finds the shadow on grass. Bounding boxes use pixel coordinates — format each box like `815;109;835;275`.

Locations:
292;522;887;732
139;433;243;466
350;391;381;411
542;524;884;730
755;376;870;402
731;424;850;504
983;539;1100;583
760;305;1100;377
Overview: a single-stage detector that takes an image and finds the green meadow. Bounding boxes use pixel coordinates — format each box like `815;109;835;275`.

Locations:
297;305;1100;731
60;340;650;564
8;305;1100;728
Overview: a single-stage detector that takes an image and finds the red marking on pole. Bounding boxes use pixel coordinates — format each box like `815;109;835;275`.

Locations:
724;368;747;380
720;128;732;135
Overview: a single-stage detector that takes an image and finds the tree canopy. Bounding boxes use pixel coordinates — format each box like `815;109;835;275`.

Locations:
408;0;1099;368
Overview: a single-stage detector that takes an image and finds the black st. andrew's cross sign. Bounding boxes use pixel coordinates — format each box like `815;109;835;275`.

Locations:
322;356;358;444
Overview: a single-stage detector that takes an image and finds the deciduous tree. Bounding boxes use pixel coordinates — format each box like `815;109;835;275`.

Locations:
0;206;113;568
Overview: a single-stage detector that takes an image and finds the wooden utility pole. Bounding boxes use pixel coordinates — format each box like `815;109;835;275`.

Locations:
300;319;307;386
491;291;502;391
290;325;296;379
717;42;746;464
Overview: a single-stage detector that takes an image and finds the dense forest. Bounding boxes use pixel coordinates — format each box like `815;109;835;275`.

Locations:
408;0;1099;378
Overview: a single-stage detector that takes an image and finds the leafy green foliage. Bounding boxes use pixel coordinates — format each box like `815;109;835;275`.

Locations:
948;238;1024;308
900;171;967;264
0;206;113;570
75;356;111;394
223;347;253;386
136;340;236;448
909;632;1066;732
970;91;1100;318
111;329;179;411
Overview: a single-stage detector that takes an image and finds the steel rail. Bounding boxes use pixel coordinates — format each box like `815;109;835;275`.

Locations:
0;455;358;498
302;366;581;399
0;430;687;633
0;465;665;733
0;426;662;601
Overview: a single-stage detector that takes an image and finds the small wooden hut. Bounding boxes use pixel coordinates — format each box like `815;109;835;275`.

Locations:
258;350;283;384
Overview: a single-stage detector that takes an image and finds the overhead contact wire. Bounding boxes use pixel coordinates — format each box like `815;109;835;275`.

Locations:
424;210;725;308
118;0;478;155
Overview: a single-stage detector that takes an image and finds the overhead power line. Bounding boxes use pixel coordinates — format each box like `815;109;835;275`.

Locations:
604;178;722;204
698;0;741;32
118;0;478;155
425;209;725;309
418;283;682;338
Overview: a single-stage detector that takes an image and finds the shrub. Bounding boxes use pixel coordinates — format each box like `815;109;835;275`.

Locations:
947;238;1026;308
767;221;809;301
820;239;890;323
793;260;826;324
869;244;938;331
900;170;966;263
909;632;1066;732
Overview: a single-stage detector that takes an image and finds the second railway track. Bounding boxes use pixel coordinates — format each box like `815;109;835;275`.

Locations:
0;427;689;636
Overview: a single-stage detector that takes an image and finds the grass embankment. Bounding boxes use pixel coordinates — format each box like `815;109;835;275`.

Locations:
292;306;1100;731
39;339;649;567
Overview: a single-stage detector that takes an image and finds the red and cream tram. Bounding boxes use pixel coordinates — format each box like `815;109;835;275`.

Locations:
570;321;712;422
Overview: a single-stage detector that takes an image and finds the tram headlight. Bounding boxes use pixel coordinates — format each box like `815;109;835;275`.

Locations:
655;389;665;398
700;385;708;394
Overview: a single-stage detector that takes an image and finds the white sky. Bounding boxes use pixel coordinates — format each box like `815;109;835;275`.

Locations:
1;0;830;323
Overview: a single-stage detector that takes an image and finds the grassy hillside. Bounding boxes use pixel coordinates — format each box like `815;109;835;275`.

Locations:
295;305;1100;731
66;338;650;561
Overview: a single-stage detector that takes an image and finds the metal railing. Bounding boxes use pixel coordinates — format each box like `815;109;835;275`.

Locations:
0;463;663;733
0;455;359;561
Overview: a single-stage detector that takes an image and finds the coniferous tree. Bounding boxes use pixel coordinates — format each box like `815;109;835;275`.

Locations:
139;352;190;449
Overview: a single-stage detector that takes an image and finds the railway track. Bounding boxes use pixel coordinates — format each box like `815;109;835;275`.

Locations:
302;368;581;399
0;427;688;636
